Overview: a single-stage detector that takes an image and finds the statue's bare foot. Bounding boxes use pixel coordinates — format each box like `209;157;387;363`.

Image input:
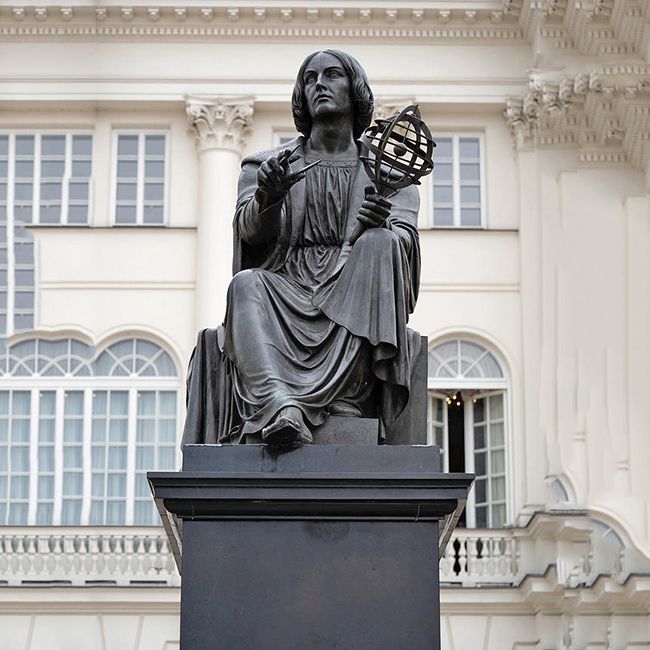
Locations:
262;406;313;448
329;401;363;417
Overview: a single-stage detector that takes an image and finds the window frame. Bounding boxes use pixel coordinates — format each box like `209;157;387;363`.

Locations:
111;130;169;227
1;376;181;526
422;131;487;230
0;337;181;527
427;338;513;528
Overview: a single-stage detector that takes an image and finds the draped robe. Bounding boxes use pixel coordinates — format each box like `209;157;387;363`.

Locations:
182;137;422;446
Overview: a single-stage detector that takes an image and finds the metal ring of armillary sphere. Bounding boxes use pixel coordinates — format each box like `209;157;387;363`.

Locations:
358;104;435;197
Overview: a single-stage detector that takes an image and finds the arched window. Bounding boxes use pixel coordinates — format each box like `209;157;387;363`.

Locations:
428;338;508;529
0;337;179;526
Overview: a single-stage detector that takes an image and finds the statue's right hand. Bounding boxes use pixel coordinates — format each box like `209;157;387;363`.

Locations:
255;150;305;210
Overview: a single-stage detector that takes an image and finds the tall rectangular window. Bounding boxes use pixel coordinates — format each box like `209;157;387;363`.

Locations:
114;133;166;225
432;135;484;228
0;132;93;336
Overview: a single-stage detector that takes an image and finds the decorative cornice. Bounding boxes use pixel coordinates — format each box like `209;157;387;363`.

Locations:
504;66;650;168
185;96;254;153
0;5;524;42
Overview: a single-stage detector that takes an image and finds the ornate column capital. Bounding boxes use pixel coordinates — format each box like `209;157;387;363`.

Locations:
373;97;416;121
186;95;255;153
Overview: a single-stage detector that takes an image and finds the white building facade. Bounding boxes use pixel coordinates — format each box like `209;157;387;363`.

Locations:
1;1;650;648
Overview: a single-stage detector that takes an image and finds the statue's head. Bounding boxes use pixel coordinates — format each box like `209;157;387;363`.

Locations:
292;49;374;141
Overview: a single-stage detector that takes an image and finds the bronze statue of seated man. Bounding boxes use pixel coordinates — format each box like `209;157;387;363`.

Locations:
183;49;422;449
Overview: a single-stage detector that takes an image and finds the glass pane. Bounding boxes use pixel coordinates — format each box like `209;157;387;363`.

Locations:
491;477;505;501
134;501;154;525
492;504;506;528
41;136;65;156
12;391;30;416
36;503;53;525
61;500;82;525
72;160;92;177
38;475;54;498
15;161;34;178
473;398;485;423
63;447;82;467
474;451;486;476
8;503;28;525
158;447;176;470
136;446;153;470
137;391;155;415
41;160;65;177
69;182;88;201
10;447;29;471
143;206;163;224
460;163;480;181
137;418;154;443
461;208;481;227
116;183;137;201
475;478;486;503
107;474;126;497
107;446;126;470
460;186;480;204
63;471;83;494
492;422;504;446
473;424;485;450
435;138;452;158
38;448;54;472
15;136;34;156
15;269;34;286
144;182;164;201
68;205;88;224
433;185;453;204
108;419;128;443
39;391;56;416
475;505;487;528
39;419;55;443
491;450;505;473
144;161;164;178
117;135;138;156
91;447;105;470
11;419;29;442
110;392;129;416
490;394;504;420
91;473;104;496
434;162;452;182
115;206;136;224
433;208;453;226
65;391;84;416
459;138;480;158
106;500;125;525
159;419;176;444
145;135;165;155
72;135;92;156
10;476;29;498
135;474;150;497
14;183;33;201
117;160;137;178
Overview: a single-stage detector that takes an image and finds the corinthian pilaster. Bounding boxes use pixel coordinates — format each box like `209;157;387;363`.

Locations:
186;96;254;152
185;96;255;330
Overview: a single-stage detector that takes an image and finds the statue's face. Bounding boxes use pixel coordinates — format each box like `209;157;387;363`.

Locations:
302;52;352;121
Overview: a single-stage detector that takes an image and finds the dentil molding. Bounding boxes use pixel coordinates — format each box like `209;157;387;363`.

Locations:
186;96;254;153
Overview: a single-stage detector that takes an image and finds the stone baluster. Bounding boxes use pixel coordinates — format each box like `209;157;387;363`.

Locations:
186;96;255;331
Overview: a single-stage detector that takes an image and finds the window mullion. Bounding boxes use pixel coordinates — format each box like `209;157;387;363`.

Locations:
61;133;71;225
27;387;39;525
136;134;145;225
464;399;476;528
452;136;461;227
33;134;41;225
6;135;15;337
80;388;92;524
442;400;449;473
52;387;64;525
125;388;137;524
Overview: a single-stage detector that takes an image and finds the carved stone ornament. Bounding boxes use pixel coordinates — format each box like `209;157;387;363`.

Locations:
185;97;254;153
373;98;416;122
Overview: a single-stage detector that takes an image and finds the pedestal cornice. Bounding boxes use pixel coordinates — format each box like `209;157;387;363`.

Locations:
185;95;254;153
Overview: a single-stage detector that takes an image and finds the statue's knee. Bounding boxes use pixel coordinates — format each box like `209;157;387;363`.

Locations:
229;269;259;298
358;227;400;250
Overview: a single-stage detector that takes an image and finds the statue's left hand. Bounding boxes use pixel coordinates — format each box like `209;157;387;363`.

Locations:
356;187;392;229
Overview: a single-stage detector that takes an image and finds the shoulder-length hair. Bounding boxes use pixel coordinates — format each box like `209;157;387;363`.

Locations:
291;49;374;141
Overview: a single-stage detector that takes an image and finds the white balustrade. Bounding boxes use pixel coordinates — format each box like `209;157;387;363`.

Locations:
0;527;520;588
439;528;520;586
0;527;179;587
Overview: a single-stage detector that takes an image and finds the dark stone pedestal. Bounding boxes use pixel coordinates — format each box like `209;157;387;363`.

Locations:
149;445;472;650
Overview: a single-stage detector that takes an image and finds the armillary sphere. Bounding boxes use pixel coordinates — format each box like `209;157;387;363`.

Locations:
350;104;435;243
